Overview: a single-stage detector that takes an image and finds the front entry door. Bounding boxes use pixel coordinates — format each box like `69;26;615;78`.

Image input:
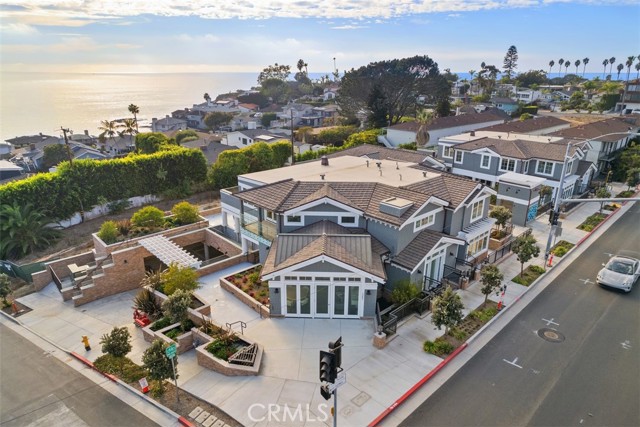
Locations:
333;285;360;317
315;285;330;317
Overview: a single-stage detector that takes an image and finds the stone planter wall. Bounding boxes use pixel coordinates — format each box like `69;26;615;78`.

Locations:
489;234;511;250
148;289;211;323
142;321;194;354
194;333;263;376
220;274;270;318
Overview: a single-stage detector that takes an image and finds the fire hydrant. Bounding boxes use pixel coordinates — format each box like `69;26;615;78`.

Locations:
81;335;91;351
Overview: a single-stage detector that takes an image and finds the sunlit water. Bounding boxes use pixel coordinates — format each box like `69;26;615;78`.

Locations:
0;72;258;141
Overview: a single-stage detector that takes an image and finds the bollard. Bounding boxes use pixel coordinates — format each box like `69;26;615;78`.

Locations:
81;335;91;351
547;253;554;267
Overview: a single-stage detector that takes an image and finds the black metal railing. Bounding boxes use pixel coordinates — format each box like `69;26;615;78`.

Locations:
485;227;532;264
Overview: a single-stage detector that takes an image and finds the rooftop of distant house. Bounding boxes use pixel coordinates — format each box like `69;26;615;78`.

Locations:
479;116;571;133
388;112;505;133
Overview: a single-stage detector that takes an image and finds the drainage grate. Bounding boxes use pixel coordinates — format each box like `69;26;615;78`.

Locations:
538;328;565;343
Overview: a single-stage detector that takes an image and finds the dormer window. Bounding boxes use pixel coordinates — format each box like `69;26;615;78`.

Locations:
414;213;435;231
285;214;302;225
470;199;484;222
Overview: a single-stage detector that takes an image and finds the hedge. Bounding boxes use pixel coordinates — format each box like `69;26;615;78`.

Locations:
0;148;207;220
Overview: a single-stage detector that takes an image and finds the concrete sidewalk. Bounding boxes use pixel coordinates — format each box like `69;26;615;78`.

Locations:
9;182;632;427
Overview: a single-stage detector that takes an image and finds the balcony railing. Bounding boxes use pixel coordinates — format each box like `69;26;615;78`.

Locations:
241;219;277;244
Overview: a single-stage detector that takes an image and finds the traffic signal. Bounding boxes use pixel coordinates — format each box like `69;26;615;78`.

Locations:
548;210;559;225
319;350;336;383
320;384;332;400
329;337;342;369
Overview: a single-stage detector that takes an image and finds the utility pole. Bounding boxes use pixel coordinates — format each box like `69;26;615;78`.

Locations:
290;107;295;165
61;127;73;166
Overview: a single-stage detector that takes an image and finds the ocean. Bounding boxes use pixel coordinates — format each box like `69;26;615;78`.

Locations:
0;72;259;142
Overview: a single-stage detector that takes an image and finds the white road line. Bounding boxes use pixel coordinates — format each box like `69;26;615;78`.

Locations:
579;279;594;285
542;318;559;327
621;340;632;350
503;357;523;369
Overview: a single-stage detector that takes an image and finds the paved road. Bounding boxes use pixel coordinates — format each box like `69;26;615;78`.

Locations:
0;324;159;427
401;203;640;427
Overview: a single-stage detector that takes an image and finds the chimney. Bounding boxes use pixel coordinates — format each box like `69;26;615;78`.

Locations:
321;155;329;166
366;160;369;167
84;130;89;136
30;143;36;151
320;173;325;180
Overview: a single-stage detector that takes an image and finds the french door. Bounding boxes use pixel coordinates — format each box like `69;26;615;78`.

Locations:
285;284;360;318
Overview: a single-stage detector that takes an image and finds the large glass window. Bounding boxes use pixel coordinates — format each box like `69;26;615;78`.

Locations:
334;286;345;316
536;161;554;175
467;231;490;257
470;199;484;222
286;285;297;314
348;286;359;316
316;285;329;315
300;285;311;315
500;158;516;172
443;146;454;158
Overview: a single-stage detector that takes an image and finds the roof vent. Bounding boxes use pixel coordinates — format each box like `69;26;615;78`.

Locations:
376;162;382;168
498;135;502;139
321;155;329;166
366;160;370;167
320;173;325;180
470;131;475;136
422;171;427;177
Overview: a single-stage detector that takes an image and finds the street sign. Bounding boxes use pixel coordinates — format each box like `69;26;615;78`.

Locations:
555;225;563;237
328;371;346;392
165;343;177;359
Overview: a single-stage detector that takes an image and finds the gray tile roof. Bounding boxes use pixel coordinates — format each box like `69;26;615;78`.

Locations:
326;145;429;164
392;229;464;271
453;137;579;161
402;173;480;209
550;116;640;142
479;116;570;133
261;220;388;279
388;112;505;132
576;160;595;177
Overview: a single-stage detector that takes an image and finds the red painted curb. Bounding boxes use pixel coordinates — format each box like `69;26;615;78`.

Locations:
368;342;468;427
576;206;621;247
178;416;195;427
71;351;95;368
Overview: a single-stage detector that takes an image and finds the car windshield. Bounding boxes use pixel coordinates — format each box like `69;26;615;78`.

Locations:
607;260;634;275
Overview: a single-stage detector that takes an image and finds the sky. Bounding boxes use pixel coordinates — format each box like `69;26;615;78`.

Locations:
1;0;639;75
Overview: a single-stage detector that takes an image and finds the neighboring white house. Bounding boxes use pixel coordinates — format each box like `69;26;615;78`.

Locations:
224;129;288;148
151;115;187;132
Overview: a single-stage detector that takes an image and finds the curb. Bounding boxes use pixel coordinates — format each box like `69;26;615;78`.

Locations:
1;311;185;426
367;198;634;426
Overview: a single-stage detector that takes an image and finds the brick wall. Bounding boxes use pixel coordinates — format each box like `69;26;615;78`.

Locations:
31;251;96;291
219;276;270;318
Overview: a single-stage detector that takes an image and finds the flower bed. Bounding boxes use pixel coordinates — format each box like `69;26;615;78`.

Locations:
423;301;499;356
192;328;263;376
511;265;546;286
221;266;270;318
550;240;575;257
142;319;195;354
147;288;211;320
577;213;607;231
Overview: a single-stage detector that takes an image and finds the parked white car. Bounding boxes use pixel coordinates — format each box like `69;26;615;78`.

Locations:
596;255;640;292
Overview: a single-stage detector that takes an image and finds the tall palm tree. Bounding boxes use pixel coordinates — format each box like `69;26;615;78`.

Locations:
415;109;434;148
609;57;616;76
119;118;138;144
582;57;589;76
625;56;636;80
558;58;564;76
635;62;640;80
574;59;581;75
98;119;120;152
602;59;609;79
616;63;624;80
548;60;555;78
128;104;140;133
564;60;570;75
0;202;61;260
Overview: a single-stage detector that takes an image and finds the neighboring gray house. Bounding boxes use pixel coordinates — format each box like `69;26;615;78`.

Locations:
219;155;495;319
479;116;571;135
381;113;505;148
151;115;187;132
448;136;592;205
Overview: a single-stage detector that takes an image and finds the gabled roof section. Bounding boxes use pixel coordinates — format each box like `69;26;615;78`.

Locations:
388;113;505;133
453;137;580;161
550;116;640;142
287;183;359;211
402;173;479;209
325;145;429;164
261;220;388;280
392;229;464;271
479;116;571;133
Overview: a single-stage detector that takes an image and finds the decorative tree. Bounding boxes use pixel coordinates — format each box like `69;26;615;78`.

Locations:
626;168;640;190
171;201;199;225
161;288;192;331
142;339;176;396
431;286;464;335
480;265;504;303
390;280;421;305
100;326;132;373
0;202;61;260
539;185;553;205
512;234;540;279
134;288;163;320
415;109;433;147
203;112;234;131
489;206;512;237
596;187;611;213
128;104;140;132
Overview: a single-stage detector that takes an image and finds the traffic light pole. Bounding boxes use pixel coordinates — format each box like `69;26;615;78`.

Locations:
544;142;571;262
333;389;338;427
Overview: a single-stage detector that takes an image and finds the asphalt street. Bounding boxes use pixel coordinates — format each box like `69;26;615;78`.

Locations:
401;202;640;427
0;324;159;427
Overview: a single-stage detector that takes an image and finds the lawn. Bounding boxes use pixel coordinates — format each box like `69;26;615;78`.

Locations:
511;265;546;286
577;213;607;231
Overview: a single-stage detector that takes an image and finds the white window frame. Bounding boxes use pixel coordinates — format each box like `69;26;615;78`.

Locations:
480;154;491;169
443;145;454;158
470;199;484;222
284;214;303;225
265;210;276;223
466;230;490;258
414;213;435;231
454;150;464;164
499;158;516;172
565;160;573;175
339;216;357;226
536;160;554;176
523;160;529;173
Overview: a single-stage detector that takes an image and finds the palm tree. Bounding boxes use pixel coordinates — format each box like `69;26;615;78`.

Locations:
558;58;564;76
609;57;616;76
0;202;61;260
415;109;434;147
625;56;636;80
582;57;589;76
635;62;640;80
119;118;137;144
548;60;555;78
616;63;624;80
602;59;609;79
564;60;570;75
98;119;120;152
203;93;211;104
574;59;581;75
128;104;140;133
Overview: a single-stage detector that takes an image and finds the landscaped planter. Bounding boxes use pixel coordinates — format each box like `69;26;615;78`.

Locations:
489;233;511;250
141;320;195;354
221;266;270;318
192;328;263;376
147;287;211;321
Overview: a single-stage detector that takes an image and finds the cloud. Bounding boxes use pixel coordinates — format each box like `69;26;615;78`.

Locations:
175;33;221;43
331;25;369;30
2;0;637;23
0;22;39;35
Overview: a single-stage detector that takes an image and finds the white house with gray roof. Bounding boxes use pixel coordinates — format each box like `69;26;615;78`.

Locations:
223;129;287;148
219;154;495;319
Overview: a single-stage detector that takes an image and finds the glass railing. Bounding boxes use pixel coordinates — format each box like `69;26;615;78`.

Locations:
241;219;277;243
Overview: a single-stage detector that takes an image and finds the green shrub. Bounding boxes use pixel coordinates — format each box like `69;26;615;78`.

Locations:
107;199;132;214
529;265;546;274
551;240;574;258
162;263;200;296
131;206;165;228
171;201;199;225
616;190;634;198
423;338;454;356
97;220;120;244
391;280;420;305
94;354;147;383
448;328;468;341
471;306;498;323
577;213;607;231
149;316;172;331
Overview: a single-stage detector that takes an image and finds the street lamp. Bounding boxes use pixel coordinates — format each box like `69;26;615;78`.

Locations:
544;131;640;260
